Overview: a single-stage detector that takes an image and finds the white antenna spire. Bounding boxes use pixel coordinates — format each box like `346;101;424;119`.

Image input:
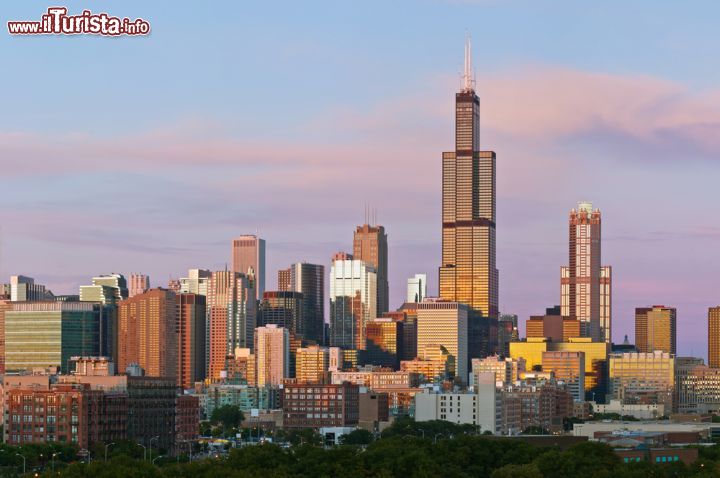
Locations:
463;34;474;92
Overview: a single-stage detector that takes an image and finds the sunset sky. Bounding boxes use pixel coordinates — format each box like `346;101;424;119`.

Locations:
2;1;719;357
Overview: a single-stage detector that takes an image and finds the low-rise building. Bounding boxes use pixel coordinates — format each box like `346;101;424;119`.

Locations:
282;382;359;428
592;399;665;420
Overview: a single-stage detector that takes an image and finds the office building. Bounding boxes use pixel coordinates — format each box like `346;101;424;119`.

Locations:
177;293;206;389
365;318;403;368
117;289;178;378
635;306;677;355
416;299;469;381
0;300;11;373
258;291;303;336
89;273;129;301
278;263;325;344
560;202;612;342
329;252;377;350
497;314;518;358
526;314;581;342
179;269;211;296
255;324;289;387
226;348;256;386
676;364;720;415
9;275;54;302
295;345;330;384
609;351;674;410
675;356;706;413
129;274;150;298
231;235;265;298
407;274;427;303
471;355;525;388
438;40;498;322
542;351;585;401
709;307;720;368
353;223;389;315
206;270;256;379
5;302;100;373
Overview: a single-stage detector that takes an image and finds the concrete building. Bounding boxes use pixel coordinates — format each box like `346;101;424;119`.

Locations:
417;299;469;381
635;306;677;355
331;368;418;389
295;345;329;384
542;351;585;402
226;347;256;385
471;355;525;388
406;274;427;303
353;223;389;316
592;399;665;420
10;275;54;302
497;314;519;358
255;325;289;387
709;307;720;368
231;235;265;298
179;269;211;296
526;314;581;342
560;202;612;342
676;364;720;415
258;291;303;337
118;289;178;379
129;274;150;298
177;293;206;389
329;253;377;350
365;318;403;368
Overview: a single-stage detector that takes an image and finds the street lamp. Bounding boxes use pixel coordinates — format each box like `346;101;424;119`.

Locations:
152;455;164;465
137;443;147;461
418;429;425;439
434;433;443;444
105;442;115;462
149;436;159;462
52;452;60;472
15;453;26;475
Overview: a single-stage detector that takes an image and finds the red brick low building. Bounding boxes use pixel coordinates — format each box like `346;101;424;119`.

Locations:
176;394;199;446
282;382;359;428
5;383;126;449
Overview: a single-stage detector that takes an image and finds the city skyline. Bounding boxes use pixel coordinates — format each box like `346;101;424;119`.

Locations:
2;1;720;358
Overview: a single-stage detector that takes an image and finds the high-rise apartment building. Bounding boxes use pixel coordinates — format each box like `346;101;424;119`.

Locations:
90;273;129;301
117;289;178;378
278;263;325;344
542;351;585;402
177;293;206;389
5;302;100;373
439;39;498;323
295;345;329;384
231;235;265;298
329;252;377;350
255;324;289;387
471;355;525;388
353;224;389;315
416;299;469;381
560;203;612;342
709;307;720;368
406;274;427;303
129;274;150;298
206;271;256;379
635;306;677;355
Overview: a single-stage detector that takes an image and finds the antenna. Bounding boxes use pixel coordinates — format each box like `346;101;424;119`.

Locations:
463;34;475;92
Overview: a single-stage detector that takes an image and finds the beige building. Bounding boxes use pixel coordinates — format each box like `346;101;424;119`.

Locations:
609;351;674;410
471;355;525;388
353;224;389;315
542;351;585;402
417;300;469;381
254;325;289;387
295;345;329;384
231;235;265;298
635;306;676;355
709;307;720;368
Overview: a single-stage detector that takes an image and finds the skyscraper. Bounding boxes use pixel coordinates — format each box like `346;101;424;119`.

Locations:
329;252;377;350
177;293;206;389
353;224;389;314
406;274;427;303
206;271;256;379
179;269;211;296
709;307;720;368
231;235;265;298
560;202;613;342
416;299;469;381
117;288;178;378
258;291;303;336
278;263;325;344
90;273;129;301
439;38;499;320
635;305;677;355
129;274;150;297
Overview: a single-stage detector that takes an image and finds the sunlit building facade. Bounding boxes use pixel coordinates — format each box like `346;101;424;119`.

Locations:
708;307;720;368
255;325;289;387
354;224;389;315
416;300;469;381
231;235;265;298
635;306;677;355
609;351;675;410
329;253;377;350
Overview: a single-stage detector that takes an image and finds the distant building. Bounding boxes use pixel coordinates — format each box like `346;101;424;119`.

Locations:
10;275;54;302
129;273;150;298
282;382;359;428
331;368;418;389
635;306;676;355
259;291;303;336
365;318;403;368
709;307;720;368
526;314;581;342
255;325;289;387
177;293;206;389
329;253;377;350
278;263;325;344
406;274;427;303
417;300;468;381
471;355;525;388
118;289;178;379
295;345;329;384
354;224;389;315
497;314;519;357
179;269;211;296
231;235;265;298
542;351;585;402
609;351;674;411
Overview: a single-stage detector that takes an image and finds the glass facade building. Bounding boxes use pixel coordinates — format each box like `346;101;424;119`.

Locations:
329;253;377;350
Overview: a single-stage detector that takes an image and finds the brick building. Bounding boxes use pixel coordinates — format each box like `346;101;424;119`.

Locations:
282;382;359;428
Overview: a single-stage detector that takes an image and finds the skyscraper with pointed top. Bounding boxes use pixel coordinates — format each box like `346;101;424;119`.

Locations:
439;37;499;322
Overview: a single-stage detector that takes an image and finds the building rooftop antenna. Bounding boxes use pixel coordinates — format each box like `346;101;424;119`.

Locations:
462;34;475;92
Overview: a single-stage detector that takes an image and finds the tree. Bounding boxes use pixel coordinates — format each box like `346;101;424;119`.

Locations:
340;429;374;446
491;463;543;478
210;405;245;434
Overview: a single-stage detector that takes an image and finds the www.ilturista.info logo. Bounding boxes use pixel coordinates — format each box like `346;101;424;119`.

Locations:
8;7;150;36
